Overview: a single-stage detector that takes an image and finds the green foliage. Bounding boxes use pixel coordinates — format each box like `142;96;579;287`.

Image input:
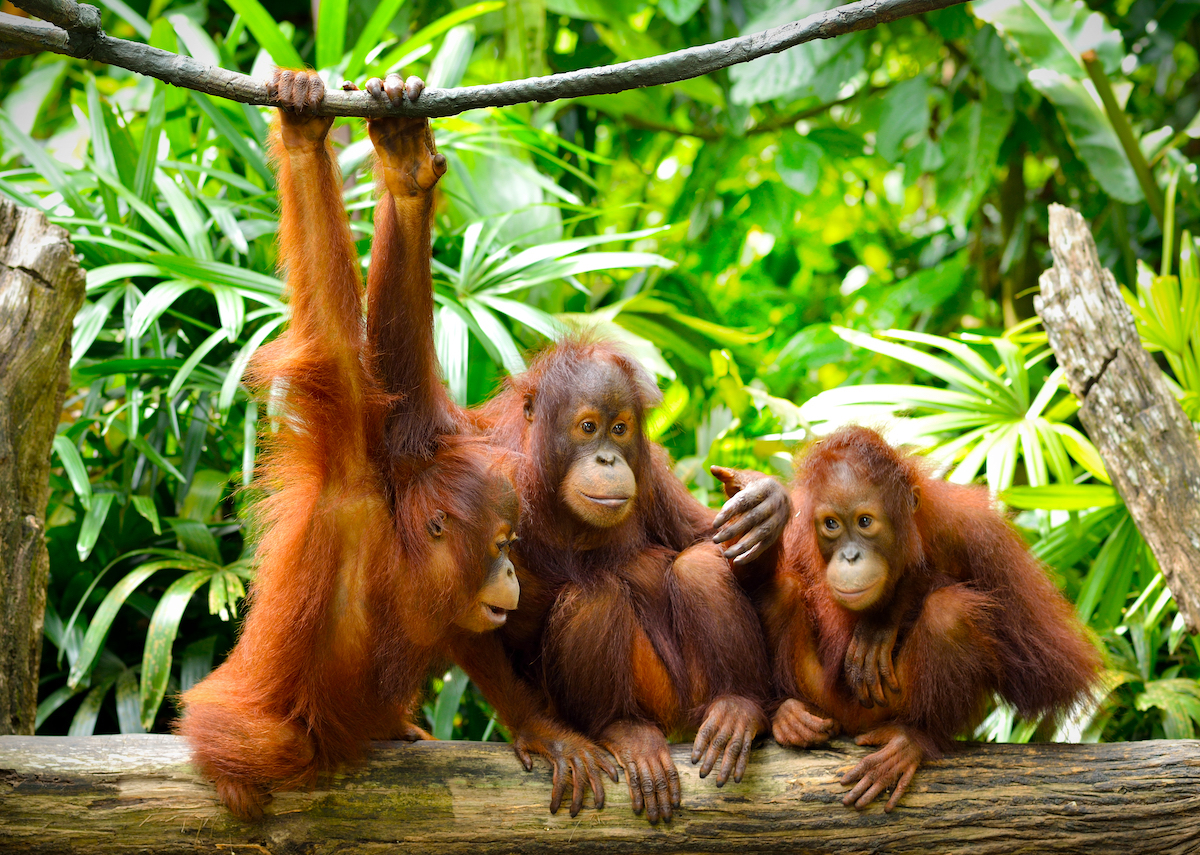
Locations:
2;0;1197;745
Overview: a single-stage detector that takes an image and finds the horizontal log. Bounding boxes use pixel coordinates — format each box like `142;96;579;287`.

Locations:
0;736;1198;853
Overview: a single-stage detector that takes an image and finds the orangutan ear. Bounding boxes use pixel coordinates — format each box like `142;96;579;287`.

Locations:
523;394;535;422
427;509;447;538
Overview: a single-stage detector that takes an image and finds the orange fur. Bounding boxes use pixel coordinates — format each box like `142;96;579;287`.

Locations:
176;110;515;819
765;425;1101;805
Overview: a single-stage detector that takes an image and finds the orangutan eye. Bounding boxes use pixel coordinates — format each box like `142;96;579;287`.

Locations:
612;423;627;436
858;515;873;529
581;421;597;434
824;517;839;531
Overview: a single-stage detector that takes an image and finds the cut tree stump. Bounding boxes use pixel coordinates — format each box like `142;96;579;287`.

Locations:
1037;204;1200;632
1;735;1199;853
0;200;84;736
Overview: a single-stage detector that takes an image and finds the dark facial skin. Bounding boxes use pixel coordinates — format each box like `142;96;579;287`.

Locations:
813;461;907;709
534;361;640;530
813;462;900;613
453;474;520;632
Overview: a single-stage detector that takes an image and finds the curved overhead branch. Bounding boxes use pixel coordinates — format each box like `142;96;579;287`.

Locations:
0;0;967;118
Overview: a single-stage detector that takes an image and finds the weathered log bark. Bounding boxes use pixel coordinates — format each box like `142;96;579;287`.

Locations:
1036;204;1200;632
0;201;84;736
0;735;1198;853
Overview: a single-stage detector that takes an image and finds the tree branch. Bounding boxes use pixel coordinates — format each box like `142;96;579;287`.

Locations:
0;0;968;118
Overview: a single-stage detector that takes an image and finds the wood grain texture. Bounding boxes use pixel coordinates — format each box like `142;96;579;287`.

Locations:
0;201;84;736
1;735;1199;853
1036;204;1200;631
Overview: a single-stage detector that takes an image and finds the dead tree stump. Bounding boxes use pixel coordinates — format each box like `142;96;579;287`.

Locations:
1036;204;1200;632
0;200;85;734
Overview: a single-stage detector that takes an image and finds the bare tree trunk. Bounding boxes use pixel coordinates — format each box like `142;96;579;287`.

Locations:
1036;204;1200;632
0;736;1198;854
0;201;84;735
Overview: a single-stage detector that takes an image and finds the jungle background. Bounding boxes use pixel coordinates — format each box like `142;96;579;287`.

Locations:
1;0;1197;746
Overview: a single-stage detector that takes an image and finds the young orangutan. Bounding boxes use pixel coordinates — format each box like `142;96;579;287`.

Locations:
361;73;792;823
355;73;621;818
477;344;788;823
175;69;521;820
762;425;1101;811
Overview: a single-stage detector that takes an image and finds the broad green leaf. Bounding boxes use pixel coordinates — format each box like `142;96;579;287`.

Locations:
180;636;218;692
141;570;213;729
463;298;526;375
877;76;931;163
883;330;1015;398
937;92;1013;225
167;518;223;564
1028;70;1142;204
53;435;93;510
667;313;772;348
373;2;504;75
189;92;273;185
37;685;82;731
170;12;223;68
219;316;286;413
179;469;229;523
346;0;410;79
69;563;164;687
473;294;564;339
1053;423;1110;483
1001;483;1121;510
130;495;162;535
222;0;304;68
212;285;247;342
154;172;213;261
0;111;92;218
130;281;196;338
169;329;229;398
128;434;186;483
89;164;190;256
970;0;1123;79
149;21;192;155
659;0;703;24
151;254;284;299
646;382;690;440
435;302;472;404
133;87;166;205
777;136;823;195
1135;679;1200;740
115;668;145;734
243;400;258;487
1;60;67;136
76;492;115;562
68;676;116;736
431;666;471;739
100;0;151;37
729;0;864;106
316;0;349;70
1075;514;1136;625
427;24;475;90
835;327;999;400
